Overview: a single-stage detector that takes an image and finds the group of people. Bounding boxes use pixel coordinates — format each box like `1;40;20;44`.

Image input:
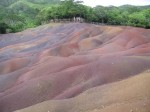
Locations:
73;17;84;22
48;17;84;23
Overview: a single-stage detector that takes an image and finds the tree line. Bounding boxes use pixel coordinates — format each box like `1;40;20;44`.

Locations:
37;0;150;28
0;0;150;34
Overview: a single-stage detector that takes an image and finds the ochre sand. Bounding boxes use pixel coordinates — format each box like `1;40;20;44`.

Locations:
0;23;150;112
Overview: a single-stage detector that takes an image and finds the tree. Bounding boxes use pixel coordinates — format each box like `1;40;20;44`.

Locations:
93;6;108;23
0;22;9;34
60;0;84;18
142;9;150;28
128;11;146;27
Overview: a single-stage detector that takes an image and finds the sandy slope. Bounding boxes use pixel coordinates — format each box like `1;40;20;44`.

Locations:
15;72;150;112
0;23;150;112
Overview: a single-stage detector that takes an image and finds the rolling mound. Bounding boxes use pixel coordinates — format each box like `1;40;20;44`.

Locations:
0;23;150;112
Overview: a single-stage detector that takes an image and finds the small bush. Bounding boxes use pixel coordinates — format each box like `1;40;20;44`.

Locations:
0;22;8;34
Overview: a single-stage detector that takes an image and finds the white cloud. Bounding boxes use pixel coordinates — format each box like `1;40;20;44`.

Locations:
82;0;150;7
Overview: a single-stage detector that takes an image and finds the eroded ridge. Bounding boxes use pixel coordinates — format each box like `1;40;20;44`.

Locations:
0;23;150;112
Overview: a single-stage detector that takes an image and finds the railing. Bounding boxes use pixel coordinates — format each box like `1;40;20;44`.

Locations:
41;18;106;26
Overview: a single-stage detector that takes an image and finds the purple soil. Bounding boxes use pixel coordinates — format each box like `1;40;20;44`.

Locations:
0;23;150;112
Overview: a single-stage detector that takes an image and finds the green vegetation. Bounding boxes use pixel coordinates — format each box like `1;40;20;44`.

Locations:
35;3;150;28
0;0;150;34
0;22;9;34
0;0;61;33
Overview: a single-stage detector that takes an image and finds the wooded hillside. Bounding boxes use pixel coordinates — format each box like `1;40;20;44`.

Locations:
0;0;150;34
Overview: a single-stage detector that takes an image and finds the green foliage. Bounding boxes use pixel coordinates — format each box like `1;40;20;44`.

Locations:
36;0;86;24
92;5;150;28
58;0;85;18
93;6;108;23
0;0;19;6
25;0;60;4
36;2;150;28
0;0;61;33
0;22;9;34
0;0;150;34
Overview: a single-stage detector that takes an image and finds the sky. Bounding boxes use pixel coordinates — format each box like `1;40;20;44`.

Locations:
81;0;150;7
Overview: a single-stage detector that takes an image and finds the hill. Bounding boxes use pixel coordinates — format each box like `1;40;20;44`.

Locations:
0;0;150;34
0;23;150;112
0;0;60;33
0;0;60;6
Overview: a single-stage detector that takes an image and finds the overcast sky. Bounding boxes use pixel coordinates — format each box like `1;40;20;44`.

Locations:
82;0;150;7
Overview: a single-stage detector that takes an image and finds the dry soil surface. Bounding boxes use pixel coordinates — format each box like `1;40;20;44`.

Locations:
0;23;150;112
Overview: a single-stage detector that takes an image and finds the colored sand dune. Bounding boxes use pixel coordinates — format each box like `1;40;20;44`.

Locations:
0;23;150;112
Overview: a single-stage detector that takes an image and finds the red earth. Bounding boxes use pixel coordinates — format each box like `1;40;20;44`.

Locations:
0;23;150;112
